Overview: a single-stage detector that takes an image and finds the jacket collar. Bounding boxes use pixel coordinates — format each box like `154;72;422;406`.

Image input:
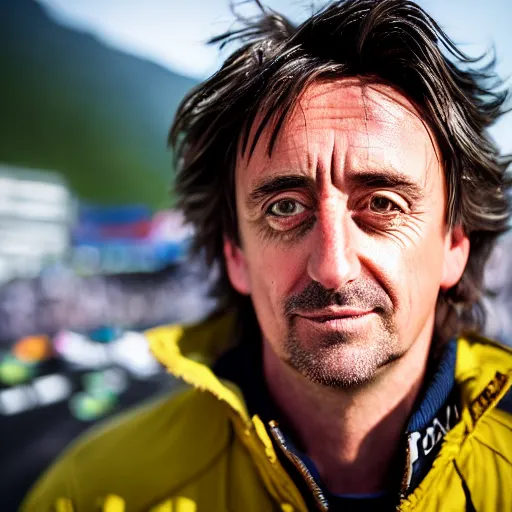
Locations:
454;334;512;428
146;313;253;425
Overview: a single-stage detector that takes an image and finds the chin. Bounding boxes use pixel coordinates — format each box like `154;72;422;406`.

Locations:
285;336;402;389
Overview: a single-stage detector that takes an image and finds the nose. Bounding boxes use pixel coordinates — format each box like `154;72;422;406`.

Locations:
307;206;361;291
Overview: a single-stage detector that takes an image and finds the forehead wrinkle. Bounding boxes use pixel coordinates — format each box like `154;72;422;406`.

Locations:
308;126;346;196
342;128;433;202
329;130;349;193
362;88;442;194
313;127;333;190
364;83;421;121
366;84;443;168
360;84;372;182
296;98;313;172
349;138;431;193
238;114;311;192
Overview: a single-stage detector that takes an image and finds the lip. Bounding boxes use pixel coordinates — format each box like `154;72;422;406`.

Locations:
296;308;374;322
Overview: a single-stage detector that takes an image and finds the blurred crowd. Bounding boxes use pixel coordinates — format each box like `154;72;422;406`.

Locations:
0;259;215;341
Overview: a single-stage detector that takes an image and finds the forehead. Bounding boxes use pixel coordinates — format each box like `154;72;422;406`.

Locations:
237;79;441;190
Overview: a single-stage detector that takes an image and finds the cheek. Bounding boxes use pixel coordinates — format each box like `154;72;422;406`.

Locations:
244;235;308;319
252;246;305;300
360;226;445;316
403;244;442;313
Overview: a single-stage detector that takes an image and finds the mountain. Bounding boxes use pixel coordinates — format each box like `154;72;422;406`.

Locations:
0;0;198;208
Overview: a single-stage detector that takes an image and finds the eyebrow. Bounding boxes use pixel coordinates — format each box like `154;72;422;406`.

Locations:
247;175;312;207
349;172;425;202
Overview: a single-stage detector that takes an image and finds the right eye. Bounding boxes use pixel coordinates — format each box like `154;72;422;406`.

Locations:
264;197;312;234
268;199;306;217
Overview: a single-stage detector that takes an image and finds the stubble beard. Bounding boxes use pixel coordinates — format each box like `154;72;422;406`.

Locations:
282;280;401;389
284;316;401;389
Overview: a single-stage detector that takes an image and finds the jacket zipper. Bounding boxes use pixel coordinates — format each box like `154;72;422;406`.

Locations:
268;420;329;512
270;419;412;511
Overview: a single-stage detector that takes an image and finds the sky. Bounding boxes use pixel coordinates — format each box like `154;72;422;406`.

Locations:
37;0;512;151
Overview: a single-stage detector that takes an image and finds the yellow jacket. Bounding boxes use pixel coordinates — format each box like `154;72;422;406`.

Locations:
21;315;512;512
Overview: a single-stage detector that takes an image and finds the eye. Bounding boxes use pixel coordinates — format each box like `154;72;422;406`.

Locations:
268;199;306;217
368;195;403;214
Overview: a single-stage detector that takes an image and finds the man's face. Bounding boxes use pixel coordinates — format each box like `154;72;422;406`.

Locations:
225;79;469;388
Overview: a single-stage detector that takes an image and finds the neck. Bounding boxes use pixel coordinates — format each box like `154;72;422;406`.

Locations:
263;327;433;495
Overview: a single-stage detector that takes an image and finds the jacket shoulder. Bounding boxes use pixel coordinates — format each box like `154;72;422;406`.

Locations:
21;386;234;511
456;335;512;393
456;401;512;512
455;334;512;459
457;334;512;370
456;334;512;417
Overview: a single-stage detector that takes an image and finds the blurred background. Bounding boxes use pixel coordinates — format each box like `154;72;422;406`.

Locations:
0;0;511;509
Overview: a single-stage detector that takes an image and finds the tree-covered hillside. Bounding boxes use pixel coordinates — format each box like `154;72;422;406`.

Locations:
0;0;198;208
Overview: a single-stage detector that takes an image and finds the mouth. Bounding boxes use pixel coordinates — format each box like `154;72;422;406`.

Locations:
296;308;375;323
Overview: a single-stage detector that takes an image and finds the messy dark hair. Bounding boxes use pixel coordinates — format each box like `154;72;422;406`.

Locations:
170;0;511;340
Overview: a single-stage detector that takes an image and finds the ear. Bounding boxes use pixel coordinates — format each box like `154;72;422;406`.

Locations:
223;237;251;295
440;225;470;291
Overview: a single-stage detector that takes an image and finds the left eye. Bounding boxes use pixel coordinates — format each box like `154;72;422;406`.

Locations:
368;195;402;214
268;199;306;217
